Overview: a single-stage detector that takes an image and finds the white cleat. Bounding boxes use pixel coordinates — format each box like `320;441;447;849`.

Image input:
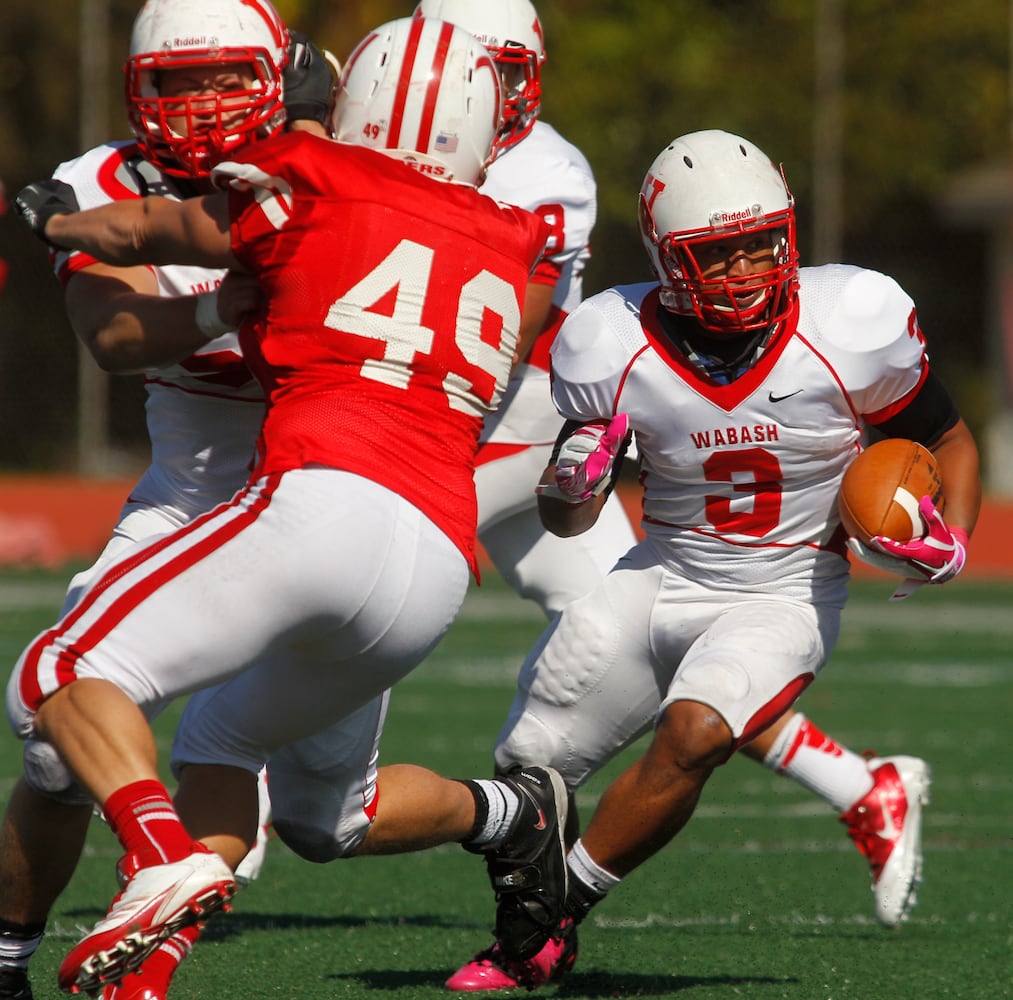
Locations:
839;755;931;927
59;848;235;994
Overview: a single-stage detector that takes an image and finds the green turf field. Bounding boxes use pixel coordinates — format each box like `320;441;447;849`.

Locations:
0;568;1009;999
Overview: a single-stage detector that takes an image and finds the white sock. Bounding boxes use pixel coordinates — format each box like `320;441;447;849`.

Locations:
468;779;520;849
0;929;43;970
567;838;622;898
762;714;874;813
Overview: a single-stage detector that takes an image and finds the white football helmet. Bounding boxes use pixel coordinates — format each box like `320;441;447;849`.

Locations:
638;130;799;334
413;0;544;149
332;17;502;186
126;0;289;178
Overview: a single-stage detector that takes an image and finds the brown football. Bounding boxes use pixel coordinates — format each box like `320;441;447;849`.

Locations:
838;438;944;544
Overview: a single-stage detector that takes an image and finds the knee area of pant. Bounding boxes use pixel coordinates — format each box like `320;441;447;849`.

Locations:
494;715;570;777
656;701;733;770
272;815;367;864
22;740;93;806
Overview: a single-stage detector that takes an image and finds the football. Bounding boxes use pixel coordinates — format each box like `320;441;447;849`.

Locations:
838;438;944;544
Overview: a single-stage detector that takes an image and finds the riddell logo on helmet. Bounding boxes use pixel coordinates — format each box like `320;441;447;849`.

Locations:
710;205;763;226
171;35;212;48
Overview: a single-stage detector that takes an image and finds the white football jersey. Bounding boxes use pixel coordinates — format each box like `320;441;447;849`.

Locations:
478;120;596;446
550;265;929;604
52;142;264;518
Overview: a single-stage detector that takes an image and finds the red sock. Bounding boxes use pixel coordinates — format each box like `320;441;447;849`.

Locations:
108;925;202;1000
103;780;197;867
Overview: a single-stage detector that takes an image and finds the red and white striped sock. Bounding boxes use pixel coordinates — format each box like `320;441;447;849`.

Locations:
103;779;197;868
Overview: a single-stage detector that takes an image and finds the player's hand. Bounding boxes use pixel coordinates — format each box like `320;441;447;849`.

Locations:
217;272;264;328
869;495;968;584
283;30;338;127
14;180;80;243
536;414;630;503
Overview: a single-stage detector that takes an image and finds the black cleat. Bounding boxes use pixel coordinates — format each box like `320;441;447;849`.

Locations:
485;765;569;961
0;968;33;1000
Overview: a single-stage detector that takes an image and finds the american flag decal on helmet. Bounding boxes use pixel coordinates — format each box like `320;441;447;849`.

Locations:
435;133;459;153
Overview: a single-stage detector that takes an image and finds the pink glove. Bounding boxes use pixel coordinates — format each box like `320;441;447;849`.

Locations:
536;414;630;504
870;495;969;585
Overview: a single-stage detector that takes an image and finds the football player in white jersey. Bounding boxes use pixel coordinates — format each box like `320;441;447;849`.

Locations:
417;0;940;954
445;130;980;990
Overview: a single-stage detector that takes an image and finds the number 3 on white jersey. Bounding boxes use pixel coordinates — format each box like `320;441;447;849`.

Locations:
324;239;521;416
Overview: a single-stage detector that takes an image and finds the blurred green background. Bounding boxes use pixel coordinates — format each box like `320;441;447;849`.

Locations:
0;1;1009;484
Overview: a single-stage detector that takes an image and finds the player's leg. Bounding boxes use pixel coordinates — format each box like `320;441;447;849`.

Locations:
743;712;930;926
232;765;272;886
0;777;93;1000
564;596;837;919
6;473;365;991
450;546;673;990
1;512;189;1000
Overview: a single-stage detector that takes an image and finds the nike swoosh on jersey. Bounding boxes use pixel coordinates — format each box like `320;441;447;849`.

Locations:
768;389;804;402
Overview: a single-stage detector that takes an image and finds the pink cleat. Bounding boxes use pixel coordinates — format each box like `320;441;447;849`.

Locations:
59;847;234;995
445;917;577;992
839;755;931;927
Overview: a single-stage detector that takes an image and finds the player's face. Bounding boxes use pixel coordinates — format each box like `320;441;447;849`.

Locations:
157;62;258;138
686;230;778;334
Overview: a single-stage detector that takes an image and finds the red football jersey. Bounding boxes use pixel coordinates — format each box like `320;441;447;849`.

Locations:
214;132;549;570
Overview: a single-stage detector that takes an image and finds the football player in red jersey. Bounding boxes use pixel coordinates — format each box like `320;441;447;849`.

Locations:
0;2;326;998
445;130;980;990
9;14;573;1000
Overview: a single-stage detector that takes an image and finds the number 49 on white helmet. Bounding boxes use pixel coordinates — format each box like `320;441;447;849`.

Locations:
332;16;503;187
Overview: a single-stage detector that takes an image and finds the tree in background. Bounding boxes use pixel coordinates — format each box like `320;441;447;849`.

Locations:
0;0;1007;472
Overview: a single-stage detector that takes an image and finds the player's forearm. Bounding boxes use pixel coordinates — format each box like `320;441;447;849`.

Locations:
536;465;608;536
47;199;162;266
72;292;224;374
47;196;234;270
929;418;981;535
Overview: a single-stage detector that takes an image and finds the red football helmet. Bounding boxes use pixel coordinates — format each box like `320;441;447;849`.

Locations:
125;0;289;178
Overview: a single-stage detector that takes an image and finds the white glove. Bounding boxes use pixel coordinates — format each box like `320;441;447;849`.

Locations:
536;414;630;504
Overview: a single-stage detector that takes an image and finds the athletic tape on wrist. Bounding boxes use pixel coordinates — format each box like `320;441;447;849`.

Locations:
194;289;229;341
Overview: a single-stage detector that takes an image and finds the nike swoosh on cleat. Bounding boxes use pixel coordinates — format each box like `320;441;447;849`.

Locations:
534;808;547;831
768;389;804;402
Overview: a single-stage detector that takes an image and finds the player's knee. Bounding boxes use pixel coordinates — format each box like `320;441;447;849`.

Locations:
272;812;369;863
22;739;93;805
656;700;734;771
494;713;569;777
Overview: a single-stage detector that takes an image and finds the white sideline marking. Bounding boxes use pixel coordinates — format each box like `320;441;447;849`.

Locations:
0;582;67;609
592;910;1006;929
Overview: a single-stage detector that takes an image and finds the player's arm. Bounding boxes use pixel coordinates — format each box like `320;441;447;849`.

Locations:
64;265;261;374
871;371;981;537
923;418;980;537
45;193;237;271
865;372;981;588
16;178;254;372
536;415;630;537
514;279;555;368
